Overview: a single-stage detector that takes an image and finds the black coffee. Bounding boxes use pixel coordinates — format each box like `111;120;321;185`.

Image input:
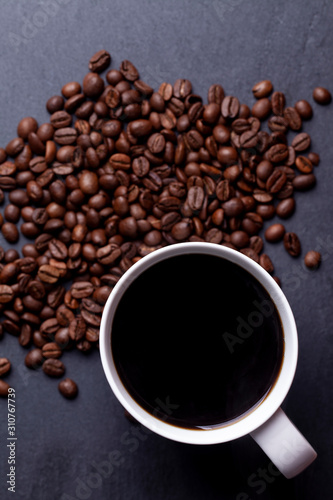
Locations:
111;254;284;429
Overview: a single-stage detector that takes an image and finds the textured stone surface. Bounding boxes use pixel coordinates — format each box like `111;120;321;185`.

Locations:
0;0;332;498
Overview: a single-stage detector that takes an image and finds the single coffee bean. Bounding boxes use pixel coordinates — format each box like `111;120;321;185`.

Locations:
58;378;78;399
42;358;65;377
25;348;44;369
70;281;94;299
221;96;239;119
313;86;331;105
266;170;287;193
0;380;10;397
294;100;313;120
308;152;320;166
89;50;111;73
82;72;104;98
264;223;285;243
266;143;289;163
0;284;14;303
50;110;72;129
259;254;274;274
252;80;273;98
283;232;301;257
173;79;192;99
271;91;285;115
304;250;321;269
208;84;225;105
252;98;271;120
292;173;316;191
42;342;62;359
38;265;61;284
276;198;295;219
295;156;313;174
120;60;139;81
0;357;11;376
283;107;302;131
1;222;19;243
17;116;38;139
291;132;311;151
69;317;86;341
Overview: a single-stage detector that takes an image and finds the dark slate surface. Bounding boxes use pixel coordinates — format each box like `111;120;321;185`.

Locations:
0;1;332;499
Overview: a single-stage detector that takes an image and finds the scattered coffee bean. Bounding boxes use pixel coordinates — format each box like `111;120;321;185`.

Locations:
0;51;328;401
58;378;78;399
0;379;10;397
304;250;321;269
283;232;301;257
42;358;65;377
252;80;273;98
294;100;313;120
313;86;331;105
264;223;286;243
25;348;44;369
0;357;11;376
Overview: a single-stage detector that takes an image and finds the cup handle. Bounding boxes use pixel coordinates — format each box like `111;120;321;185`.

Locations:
250;407;317;478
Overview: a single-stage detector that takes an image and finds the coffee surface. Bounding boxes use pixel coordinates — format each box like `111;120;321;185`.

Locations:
112;254;284;429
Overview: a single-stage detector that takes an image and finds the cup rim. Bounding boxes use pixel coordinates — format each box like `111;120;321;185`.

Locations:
100;242;298;445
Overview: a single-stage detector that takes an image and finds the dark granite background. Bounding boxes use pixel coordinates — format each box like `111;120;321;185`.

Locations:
0;1;332;499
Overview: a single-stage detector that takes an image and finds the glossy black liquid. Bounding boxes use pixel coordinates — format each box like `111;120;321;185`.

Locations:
111;254;284;429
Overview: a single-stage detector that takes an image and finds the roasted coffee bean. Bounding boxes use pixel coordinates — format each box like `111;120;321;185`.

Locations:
295;156;313;174
265;223;285;243
49;239;68;260
187;186;205;211
25;348;44;369
292;173;316;191
313;87;331;105
291;132;311;151
42;358;65;377
17;116;38;139
252;98;271;120
221;96;239;119
69;317;86;341
38;265;61;284
304;250;321;269
283;232;301;257
266;170;287;194
271;91;285;115
252;80;273;98
308;152;320;166
0;285;14;306
266;143;289;163
83;72;104;98
259;254;274;274
58;378;78;399
1;223;19;243
276;198;295;219
284;107;302;131
42;342;62;359
0;357;11;376
50;110;72;129
294;100;313;120
0;380;10;396
89;50;111;73
40;318;59;337
19;324;32;347
70;281;94;299
120;60;139;81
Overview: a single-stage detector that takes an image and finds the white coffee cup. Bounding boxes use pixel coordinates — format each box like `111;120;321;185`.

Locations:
100;242;317;478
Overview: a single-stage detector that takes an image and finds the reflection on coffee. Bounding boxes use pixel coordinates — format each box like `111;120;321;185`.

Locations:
111;254;284;429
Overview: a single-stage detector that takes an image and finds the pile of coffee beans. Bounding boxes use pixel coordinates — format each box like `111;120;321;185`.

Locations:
0;50;330;398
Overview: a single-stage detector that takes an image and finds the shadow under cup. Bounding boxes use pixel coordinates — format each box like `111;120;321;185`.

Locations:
100;243;298;445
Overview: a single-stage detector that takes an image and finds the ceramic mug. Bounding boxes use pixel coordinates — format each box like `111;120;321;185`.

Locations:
100;242;317;478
